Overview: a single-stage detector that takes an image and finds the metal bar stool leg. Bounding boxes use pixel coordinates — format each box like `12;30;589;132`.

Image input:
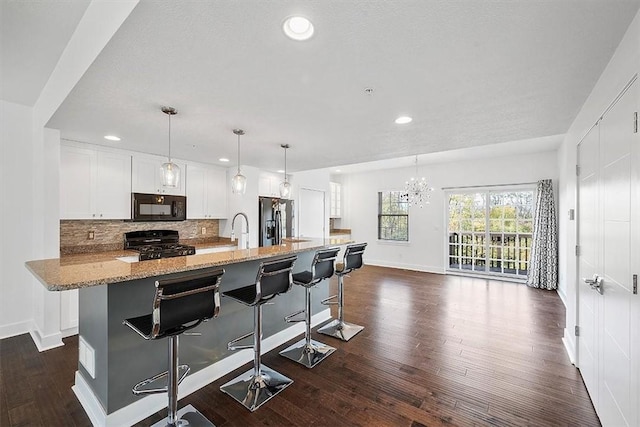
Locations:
279;286;336;368
318;273;364;342
220;303;294;411
168;335;179;426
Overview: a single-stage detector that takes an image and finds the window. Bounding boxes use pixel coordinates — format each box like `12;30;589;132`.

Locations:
378;191;408;241
447;189;534;279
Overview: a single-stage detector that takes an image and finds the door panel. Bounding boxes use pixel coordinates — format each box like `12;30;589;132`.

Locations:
598;79;635;427
298;188;325;238
578;77;637;427
578;125;600;403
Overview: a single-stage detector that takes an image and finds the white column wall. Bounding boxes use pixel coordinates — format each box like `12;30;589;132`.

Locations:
558;9;640;363
0;100;36;338
221;165;261;248
342;149;559;273
0;0;139;347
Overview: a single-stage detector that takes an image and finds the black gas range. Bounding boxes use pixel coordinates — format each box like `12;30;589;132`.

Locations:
124;230;196;261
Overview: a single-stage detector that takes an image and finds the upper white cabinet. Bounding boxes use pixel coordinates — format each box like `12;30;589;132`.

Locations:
132;154;186;196
60;144;132;219
259;172;284;197
330;181;341;218
186;162;228;219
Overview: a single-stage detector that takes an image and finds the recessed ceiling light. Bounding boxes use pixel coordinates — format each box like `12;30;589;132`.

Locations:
335;169;341;173
395;116;413;124
219;158;230;162
277;169;285;174
283;16;314;41
104;135;121;141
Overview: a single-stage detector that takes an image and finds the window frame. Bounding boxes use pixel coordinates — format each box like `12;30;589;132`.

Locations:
445;185;536;280
377;190;409;242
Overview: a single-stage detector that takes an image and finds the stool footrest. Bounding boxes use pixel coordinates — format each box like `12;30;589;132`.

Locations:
284;309;305;323
228;330;254;351
132;364;190;395
321;295;338;305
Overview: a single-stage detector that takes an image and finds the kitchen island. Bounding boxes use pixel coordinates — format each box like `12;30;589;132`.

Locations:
26;238;350;427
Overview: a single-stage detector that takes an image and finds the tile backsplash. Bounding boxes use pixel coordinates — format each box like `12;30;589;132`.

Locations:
60;219;220;254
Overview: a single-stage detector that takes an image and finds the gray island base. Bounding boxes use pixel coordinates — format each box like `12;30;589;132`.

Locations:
72;250;332;426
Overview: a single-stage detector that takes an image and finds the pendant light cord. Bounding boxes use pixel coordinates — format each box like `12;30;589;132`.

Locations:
168;113;172;162
237;133;241;174
284;146;287;183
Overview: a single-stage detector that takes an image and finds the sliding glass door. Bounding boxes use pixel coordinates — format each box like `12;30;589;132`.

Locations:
447;189;534;279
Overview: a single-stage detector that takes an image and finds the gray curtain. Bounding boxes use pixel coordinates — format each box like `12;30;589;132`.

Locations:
527;179;558;290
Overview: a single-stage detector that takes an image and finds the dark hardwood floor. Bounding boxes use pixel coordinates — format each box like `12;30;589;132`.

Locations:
1;266;600;426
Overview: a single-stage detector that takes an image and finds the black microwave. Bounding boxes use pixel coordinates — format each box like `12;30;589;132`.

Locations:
131;193;186;221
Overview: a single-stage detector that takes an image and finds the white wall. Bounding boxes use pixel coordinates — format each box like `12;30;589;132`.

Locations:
0;100;36;338
221;165;261;248
342;149;559;273
558;9;640;362
0;1;139;347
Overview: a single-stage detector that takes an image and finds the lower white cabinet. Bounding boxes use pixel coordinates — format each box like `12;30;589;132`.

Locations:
186;162;227;219
60;144;131;219
132;154;186;196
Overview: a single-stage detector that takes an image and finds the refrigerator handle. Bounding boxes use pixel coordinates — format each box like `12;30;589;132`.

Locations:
275;209;282;245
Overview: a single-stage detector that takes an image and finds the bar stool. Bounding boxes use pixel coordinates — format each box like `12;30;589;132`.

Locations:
280;247;340;368
123;269;224;427
318;242;367;342
220;255;297;412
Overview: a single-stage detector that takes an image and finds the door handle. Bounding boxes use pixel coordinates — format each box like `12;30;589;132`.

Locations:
583;274;603;295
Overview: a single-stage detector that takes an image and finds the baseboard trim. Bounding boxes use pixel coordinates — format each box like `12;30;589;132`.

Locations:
74;308;332;427
557;287;567;308
366;260;445;275
562;331;577;366
29;325;64;352
61;326;79;338
0;320;33;340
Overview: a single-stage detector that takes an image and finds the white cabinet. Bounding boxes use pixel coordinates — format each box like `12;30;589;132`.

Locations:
132;154;186;196
258;173;281;197
330;181;341;218
186;162;227;219
60;144;132;219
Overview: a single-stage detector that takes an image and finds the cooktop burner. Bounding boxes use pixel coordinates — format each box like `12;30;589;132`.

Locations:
124;230;196;261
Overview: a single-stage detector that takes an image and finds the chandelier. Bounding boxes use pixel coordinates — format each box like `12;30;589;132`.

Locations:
401;155;433;208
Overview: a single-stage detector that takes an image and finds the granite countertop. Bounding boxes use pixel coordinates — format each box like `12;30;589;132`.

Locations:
26;238;353;291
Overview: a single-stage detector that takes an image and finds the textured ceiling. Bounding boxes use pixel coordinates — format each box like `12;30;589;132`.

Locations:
0;0;90;106
41;1;640;172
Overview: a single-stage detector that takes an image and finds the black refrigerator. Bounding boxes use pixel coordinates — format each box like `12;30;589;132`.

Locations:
259;196;295;247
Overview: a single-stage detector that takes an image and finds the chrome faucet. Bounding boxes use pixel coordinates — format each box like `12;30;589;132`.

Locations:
231;212;250;249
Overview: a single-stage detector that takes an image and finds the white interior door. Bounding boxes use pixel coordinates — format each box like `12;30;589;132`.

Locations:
298;188;325;238
598;78;637;427
577;77;638;426
578;123;600;405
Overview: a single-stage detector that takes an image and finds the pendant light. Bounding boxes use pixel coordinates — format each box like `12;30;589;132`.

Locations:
279;144;291;198
231;129;247;194
160;107;180;188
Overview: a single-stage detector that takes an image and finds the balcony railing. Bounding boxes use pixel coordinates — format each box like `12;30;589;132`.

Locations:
448;232;532;276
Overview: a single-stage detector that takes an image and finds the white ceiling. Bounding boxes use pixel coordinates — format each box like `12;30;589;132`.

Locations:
6;1;640;173
0;0;90;106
